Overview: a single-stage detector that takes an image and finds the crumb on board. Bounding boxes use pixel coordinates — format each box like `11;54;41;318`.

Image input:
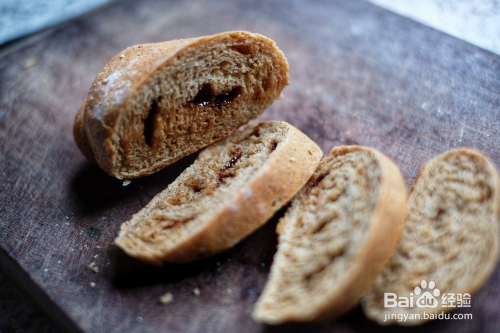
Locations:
227;288;232;294
90;282;96;287
23;57;38;69
89;262;99;274
160;293;174;305
123;179;131;186
193;288;201;296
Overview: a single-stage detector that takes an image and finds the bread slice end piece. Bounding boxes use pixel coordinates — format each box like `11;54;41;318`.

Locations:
78;31;289;179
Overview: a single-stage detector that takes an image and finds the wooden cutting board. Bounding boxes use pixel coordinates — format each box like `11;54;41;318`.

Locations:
1;0;499;332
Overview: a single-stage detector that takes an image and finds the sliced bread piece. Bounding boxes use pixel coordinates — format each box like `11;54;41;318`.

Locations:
73;31;289;179
253;146;407;324
114;121;322;265
362;148;500;325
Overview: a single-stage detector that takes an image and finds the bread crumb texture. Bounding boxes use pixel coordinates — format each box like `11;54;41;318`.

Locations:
363;149;500;325
254;146;406;323
76;31;289;179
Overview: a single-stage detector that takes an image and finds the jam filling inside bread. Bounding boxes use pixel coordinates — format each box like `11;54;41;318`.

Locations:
189;83;243;108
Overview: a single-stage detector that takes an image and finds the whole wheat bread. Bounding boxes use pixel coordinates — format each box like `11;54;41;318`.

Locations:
73;31;289;179
253;146;407;324
362;148;500;325
114;121;322;264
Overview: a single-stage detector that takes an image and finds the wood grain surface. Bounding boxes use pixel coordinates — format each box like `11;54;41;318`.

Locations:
1;0;499;332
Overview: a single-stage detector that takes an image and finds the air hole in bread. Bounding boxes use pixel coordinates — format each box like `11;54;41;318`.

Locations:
144;97;162;146
189;83;243;108
230;44;252;55
189;179;205;193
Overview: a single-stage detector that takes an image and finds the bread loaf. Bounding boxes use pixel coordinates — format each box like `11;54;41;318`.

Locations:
73;31;289;179
114;121;322;265
253;146;407;323
362;148;500;325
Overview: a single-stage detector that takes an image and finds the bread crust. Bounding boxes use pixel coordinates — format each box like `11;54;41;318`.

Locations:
114;121;322;264
362;148;500;325
74;31;289;179
73;99;96;164
253;146;407;323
